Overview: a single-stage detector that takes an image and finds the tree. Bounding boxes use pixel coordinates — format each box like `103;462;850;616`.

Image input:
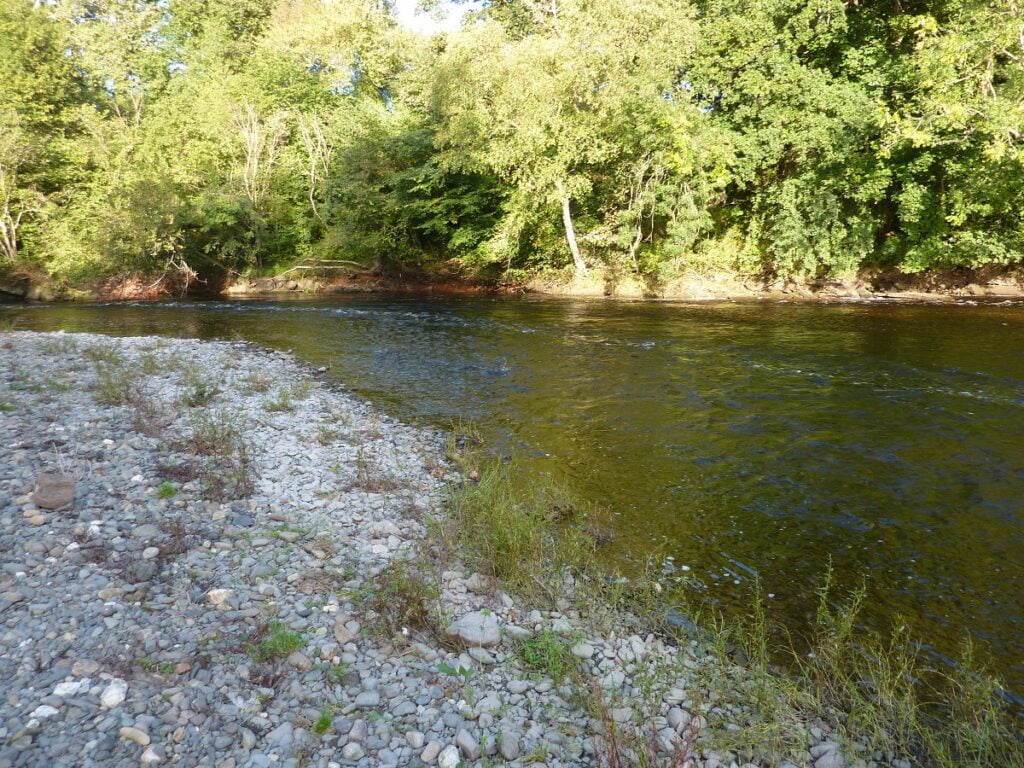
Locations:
0;114;45;263
0;0;87;271
429;0;704;277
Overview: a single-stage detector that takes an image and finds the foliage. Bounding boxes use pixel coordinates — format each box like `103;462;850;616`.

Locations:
1;0;1021;286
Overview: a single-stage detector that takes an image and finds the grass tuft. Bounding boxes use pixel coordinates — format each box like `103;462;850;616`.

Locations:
180;372;221;407
177;411;253;500
156;482;177;499
92;363;140;405
245;621;304;662
517;630;579;683
361;559;439;638
312;709;332;735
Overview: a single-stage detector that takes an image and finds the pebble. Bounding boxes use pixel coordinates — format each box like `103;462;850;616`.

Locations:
499;730;521;761
100;679;128;708
340;743;364;760
571;642;595;659
455;728;480;759
437;744;460;768
444;611;501;647
420;741;442;763
119;726;151;746
406;730;425;749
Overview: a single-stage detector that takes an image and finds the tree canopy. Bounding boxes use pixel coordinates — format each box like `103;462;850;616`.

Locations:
1;0;1021;289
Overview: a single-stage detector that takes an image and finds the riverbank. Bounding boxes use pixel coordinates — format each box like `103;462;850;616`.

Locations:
0;332;1020;768
211;265;1024;302
7;263;1024;304
0;332;718;768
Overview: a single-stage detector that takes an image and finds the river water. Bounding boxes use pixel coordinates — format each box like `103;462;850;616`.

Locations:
4;296;1023;694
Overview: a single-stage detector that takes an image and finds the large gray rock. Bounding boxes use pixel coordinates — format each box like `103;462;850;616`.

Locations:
444;611;501;647
455;729;479;760
33;472;75;509
499;730;521;761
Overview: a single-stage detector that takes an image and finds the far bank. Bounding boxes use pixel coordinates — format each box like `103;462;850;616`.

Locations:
6;263;1024;304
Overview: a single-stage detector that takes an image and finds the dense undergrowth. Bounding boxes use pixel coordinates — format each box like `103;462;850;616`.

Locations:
436;427;1024;768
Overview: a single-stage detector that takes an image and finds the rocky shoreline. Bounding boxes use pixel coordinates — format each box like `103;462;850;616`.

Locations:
1;332;881;768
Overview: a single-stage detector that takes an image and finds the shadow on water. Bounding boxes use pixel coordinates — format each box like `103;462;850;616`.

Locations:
4;295;1024;695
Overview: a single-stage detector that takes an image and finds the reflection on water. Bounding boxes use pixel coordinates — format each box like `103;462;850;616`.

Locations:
5;296;1024;693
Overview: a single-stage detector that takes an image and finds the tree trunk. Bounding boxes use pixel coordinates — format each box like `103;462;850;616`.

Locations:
559;192;586;275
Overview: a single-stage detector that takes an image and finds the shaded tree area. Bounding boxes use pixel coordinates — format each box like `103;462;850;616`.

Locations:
1;0;1021;291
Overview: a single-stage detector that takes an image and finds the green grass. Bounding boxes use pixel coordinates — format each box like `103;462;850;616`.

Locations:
688;574;1024;768
138;656;175;676
263;387;294;412
245;621;304;662
92;363;140;405
517;630;580;683
312;709;332;735
83;344;123;365
180;412;252;500
156;482;177;499
241;370;273;394
0;403;13;412
181;377;221;407
444;459;616;602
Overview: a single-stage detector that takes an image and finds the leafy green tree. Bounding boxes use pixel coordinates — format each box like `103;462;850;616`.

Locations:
0;0;87;267
430;0;708;276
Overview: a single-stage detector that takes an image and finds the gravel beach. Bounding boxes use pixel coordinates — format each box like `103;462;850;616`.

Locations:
0;332;862;768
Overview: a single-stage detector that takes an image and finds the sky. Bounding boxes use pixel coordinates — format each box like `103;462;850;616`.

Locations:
392;0;476;34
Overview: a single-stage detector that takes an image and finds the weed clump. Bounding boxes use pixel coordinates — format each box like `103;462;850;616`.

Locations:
362;559;439;638
246;621;304;662
92;363;140;405
177;411;252;500
311;709;332;735
442;445;1023;768
693;575;1024;768
350;447;406;493
263;387;294;412
517;630;580;683
155;482;176;499
445;460;608;600
181;374;221;407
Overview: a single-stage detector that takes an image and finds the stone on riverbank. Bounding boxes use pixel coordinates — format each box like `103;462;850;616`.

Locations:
444;610;501;647
32;472;75;509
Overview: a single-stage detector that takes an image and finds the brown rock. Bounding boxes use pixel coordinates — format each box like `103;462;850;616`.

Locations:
33;473;75;510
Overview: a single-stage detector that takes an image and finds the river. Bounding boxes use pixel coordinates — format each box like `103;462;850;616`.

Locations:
4;295;1023;696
